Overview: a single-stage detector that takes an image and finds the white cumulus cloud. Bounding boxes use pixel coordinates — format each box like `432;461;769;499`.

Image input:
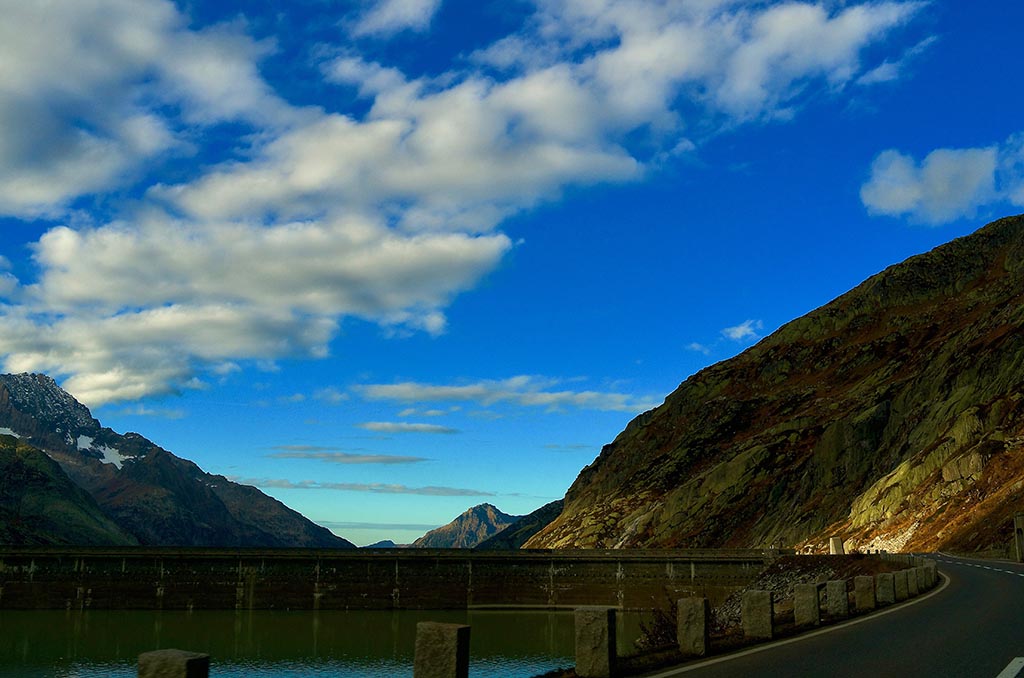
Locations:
859;141;1022;224
0;0;927;405
357;375;660;413
350;0;443;37
722;319;764;342
0;0;292;218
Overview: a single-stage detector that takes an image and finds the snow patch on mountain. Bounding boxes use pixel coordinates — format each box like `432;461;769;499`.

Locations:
98;445;128;469
77;434;128;469
0;427;20;438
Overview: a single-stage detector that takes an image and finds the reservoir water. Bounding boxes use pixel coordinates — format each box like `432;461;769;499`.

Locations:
0;609;646;677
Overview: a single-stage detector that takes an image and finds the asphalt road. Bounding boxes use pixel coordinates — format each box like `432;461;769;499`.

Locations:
646;554;1024;678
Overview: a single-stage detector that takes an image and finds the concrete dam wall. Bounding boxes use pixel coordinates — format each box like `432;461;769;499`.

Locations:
0;547;785;611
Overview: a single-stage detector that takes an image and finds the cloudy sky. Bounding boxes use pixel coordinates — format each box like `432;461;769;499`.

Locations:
1;0;1021;545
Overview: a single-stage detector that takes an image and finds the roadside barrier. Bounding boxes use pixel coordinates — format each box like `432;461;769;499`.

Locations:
894;569;909;601
137;649;209;678
135;556;940;678
853;575;875;611
414;622;470;678
676;597;710;657
574;606;618;677
825;580;849;618
740;590;774;640
732;556;936;644
793;583;820;627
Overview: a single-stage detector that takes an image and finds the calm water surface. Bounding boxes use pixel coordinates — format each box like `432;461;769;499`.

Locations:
0;609;646;678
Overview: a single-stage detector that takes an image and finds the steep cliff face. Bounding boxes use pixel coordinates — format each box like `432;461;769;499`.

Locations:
526;215;1024;553
413;503;520;548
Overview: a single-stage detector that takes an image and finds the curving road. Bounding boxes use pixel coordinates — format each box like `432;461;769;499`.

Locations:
645;554;1024;678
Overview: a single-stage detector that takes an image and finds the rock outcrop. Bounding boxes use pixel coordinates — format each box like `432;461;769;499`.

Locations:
526;215;1024;554
413;503;519;548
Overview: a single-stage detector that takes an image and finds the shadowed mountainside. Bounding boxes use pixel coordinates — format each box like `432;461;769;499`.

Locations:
0;374;354;548
527;214;1024;554
475;499;563;550
0;435;138;545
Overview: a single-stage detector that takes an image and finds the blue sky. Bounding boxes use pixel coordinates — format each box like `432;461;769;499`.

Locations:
1;0;1022;545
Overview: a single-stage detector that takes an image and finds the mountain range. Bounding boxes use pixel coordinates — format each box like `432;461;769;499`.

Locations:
0;373;353;548
527;214;1024;554
8;214;1024;555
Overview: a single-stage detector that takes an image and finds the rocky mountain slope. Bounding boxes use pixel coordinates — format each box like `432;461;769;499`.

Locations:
475;499;563;550
0;435;137;545
0;373;354;548
413;503;519;548
526;214;1024;554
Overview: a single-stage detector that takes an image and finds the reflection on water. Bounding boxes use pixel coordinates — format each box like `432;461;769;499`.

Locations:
0;608;608;678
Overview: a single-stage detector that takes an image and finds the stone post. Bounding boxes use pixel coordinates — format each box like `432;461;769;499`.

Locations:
793;584;820;627
893;570;909;602
914;567;928;593
138;649;209;678
676;597;710;657
826;580;848;618
1015;513;1024;563
906;569;919;597
741;590;773;640
924;560;938;589
853;576;875;612
828;537;845;555
875;573;895;606
575;606;616;678
414;622;470;678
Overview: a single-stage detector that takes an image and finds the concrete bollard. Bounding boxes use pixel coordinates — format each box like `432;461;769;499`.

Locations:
1015;513;1024;563
924;560;938;588
853;575;876;612
793;584;820;627
914;566;929;592
741;590;773;640
829;537;845;555
875;573;895;606
676;597;710;657
826;580;849;618
575;607;616;678
907;568;919;597
893;570;909;602
413;622;470;678
138;649;209;678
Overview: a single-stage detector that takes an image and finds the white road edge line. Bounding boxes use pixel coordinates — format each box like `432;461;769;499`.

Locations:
643;570;952;677
995;657;1024;678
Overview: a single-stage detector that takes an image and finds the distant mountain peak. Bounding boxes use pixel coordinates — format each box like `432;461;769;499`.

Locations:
0;373;99;440
0;372;355;548
413;503;520;548
475;499;564;550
